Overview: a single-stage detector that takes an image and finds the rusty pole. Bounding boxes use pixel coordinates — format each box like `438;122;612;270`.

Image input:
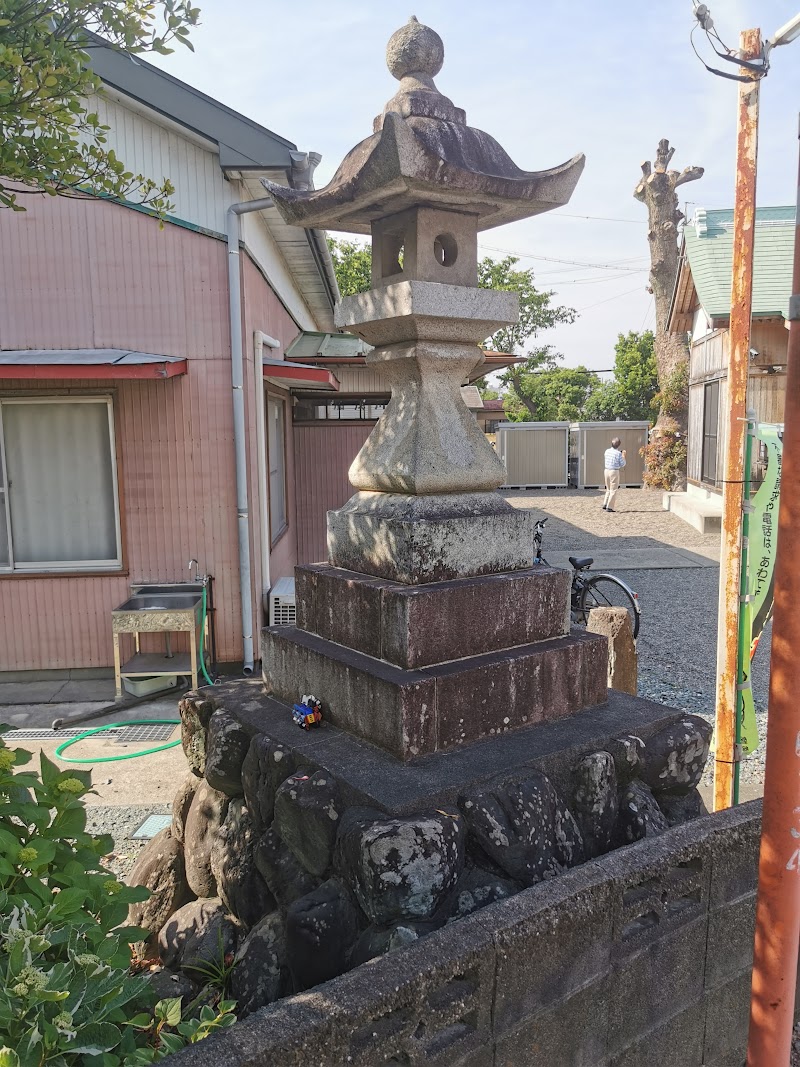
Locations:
713;28;761;813
746;111;800;1067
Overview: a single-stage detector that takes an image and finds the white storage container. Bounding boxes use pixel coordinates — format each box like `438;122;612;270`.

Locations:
569;421;650;488
496;422;570;488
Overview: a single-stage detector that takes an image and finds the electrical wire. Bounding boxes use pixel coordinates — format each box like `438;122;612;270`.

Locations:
478;245;648;271
575;285;647;312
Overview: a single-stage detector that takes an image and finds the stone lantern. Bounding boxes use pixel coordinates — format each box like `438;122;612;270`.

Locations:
262;18;607;761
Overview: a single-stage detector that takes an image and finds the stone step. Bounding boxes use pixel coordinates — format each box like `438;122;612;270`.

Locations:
295;563;570;669
261;624;608;761
663;491;722;534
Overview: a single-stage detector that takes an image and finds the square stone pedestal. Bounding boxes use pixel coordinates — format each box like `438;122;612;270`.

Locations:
262;564;608;761
327;491;535;585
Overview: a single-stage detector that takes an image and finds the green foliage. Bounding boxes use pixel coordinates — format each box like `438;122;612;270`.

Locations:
0;0;199;213
183;929;236;996
478;256;577;357
655;359;689;419
327;237;372;297
502;364;601;423
642;429;687;491
580;331;657;422
0;729;236;1064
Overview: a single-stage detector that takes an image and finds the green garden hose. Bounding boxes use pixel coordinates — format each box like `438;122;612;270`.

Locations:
199;582;215;687
54;720;181;763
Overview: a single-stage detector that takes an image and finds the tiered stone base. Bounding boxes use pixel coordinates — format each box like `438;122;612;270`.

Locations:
262;564;608;761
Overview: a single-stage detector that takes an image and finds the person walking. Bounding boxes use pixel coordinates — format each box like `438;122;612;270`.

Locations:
602;436;626;512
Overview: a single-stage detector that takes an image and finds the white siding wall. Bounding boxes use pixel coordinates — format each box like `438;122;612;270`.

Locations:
88;92;235;233
87;91;322;332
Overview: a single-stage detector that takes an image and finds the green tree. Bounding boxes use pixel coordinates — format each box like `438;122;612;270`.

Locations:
581;330;657;422
327;237;372;296
0;0;199;213
612;329;657;419
479;256;577;419
503;364;601;423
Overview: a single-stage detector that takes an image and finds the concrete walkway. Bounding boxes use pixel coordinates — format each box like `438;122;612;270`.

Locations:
504;487;721;570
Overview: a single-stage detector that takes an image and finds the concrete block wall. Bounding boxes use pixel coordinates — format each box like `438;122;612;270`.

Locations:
168;801;764;1067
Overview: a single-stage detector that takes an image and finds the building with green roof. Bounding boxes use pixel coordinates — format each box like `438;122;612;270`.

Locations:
664;206;793;530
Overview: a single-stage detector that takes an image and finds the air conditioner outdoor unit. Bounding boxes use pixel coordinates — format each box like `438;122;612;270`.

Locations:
269;576;296;626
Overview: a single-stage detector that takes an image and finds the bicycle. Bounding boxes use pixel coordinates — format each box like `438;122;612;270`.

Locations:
532;517;641;639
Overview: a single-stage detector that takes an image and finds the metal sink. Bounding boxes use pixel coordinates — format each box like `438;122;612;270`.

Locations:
131;583;205;596
116;594;201;612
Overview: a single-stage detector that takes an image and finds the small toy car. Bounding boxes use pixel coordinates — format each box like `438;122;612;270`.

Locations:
292;694;323;730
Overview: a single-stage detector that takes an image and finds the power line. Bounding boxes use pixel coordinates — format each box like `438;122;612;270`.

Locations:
549;211;646;225
478;244;649;271
576;285;647;312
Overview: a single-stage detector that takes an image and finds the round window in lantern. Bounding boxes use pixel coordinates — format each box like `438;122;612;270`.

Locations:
433;233;458;267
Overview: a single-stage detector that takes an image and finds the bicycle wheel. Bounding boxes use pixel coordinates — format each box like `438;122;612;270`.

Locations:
579;574;640;638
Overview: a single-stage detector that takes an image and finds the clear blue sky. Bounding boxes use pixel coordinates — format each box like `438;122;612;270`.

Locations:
150;1;800;369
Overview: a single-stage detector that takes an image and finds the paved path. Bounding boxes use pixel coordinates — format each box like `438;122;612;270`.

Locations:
503;487;720;569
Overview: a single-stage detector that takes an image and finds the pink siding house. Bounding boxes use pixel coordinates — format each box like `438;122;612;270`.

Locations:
0;40;339;675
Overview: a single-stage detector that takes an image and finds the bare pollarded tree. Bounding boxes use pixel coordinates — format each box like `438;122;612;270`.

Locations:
634;139;703;488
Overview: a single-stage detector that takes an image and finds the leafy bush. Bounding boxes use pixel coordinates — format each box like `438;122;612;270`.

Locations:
642;430;688;491
0;731;236;1065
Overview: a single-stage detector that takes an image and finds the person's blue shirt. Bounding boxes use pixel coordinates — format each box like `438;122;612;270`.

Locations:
604;446;626;470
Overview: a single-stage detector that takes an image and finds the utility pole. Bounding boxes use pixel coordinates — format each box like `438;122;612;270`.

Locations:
712;28;761;812
746;111;800;1067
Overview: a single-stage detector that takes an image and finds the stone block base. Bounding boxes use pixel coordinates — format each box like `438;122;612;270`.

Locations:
295;563;571;669
262;625;607;761
327;490;533;584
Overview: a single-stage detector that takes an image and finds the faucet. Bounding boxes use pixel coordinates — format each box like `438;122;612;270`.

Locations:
188;558;200;583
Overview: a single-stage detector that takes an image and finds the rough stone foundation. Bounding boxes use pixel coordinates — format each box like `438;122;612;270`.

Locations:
128;679;725;1058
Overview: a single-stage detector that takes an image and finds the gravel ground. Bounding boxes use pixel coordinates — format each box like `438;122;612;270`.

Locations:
86;803;171;881
505;488;770;790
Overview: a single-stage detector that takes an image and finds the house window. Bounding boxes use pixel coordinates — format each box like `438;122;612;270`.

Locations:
267;396;287;543
701;380;720;485
0;397;121;572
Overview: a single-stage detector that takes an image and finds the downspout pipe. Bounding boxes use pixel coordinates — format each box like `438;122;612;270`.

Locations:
254;330;281;615
226;197;275;675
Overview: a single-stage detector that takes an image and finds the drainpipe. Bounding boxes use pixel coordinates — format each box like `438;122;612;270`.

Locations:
226;196;275;675
254;330;281;616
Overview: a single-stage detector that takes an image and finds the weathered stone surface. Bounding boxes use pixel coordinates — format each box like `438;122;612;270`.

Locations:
171;773;199;844
158;897;239;972
211;800;274;927
616;780;669;844
254;825;319;907
204;708;250;797
183;779;229;898
659;788;708;827
572;752;618;859
448;864;519;920
326;489;534;585
586;606;637;695
641;715;712;796
606;734;646;784
230;912;288;1016
127;827;194;954
285;879;362;990
178;693;214;777
344;339;507;494
273;771;342;878
144;967;196;1004
295;563;570;669
460;772;584;886
351;922;421;966
336;808;465;925
262;624;607;761
241;735;301;835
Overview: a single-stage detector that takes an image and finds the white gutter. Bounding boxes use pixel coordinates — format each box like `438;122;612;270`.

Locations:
227;196;275;675
254;330;281;616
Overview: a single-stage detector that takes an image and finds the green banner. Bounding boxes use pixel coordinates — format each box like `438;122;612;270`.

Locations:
739;424;782;755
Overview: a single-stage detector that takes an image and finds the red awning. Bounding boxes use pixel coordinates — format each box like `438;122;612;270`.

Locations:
0;349;188;379
263;358;339;392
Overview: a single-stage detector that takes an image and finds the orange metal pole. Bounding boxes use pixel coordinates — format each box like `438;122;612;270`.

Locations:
713;28;761;812
746;113;800;1066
